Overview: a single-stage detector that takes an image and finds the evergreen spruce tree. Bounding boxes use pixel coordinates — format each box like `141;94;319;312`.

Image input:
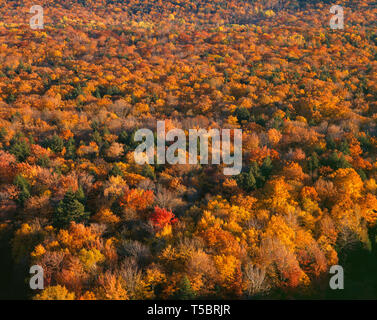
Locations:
250;161;264;187
9;135;30;162
14;174;31;206
261;156;273;178
109;164;124;177
326;137;336;149
328;151;340;169
142;164;155;180
339;140;350;155
237;168;256;192
65;137;76;160
308;152;319;177
174;276;196;300
37;155;50;168
53;189;89;228
75;186;86;205
235;107;251;123
45;134;64;153
338;154;351;169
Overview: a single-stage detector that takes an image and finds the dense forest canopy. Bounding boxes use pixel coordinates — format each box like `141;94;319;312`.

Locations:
0;0;377;299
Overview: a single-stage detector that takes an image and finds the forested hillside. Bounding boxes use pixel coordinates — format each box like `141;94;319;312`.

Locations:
0;0;377;299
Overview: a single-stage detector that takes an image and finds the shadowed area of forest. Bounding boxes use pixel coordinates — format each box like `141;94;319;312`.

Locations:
0;0;377;300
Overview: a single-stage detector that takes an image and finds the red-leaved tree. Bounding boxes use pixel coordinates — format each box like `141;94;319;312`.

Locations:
150;206;177;229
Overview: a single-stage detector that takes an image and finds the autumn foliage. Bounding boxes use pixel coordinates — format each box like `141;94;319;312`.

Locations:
150;207;178;230
0;0;377;300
